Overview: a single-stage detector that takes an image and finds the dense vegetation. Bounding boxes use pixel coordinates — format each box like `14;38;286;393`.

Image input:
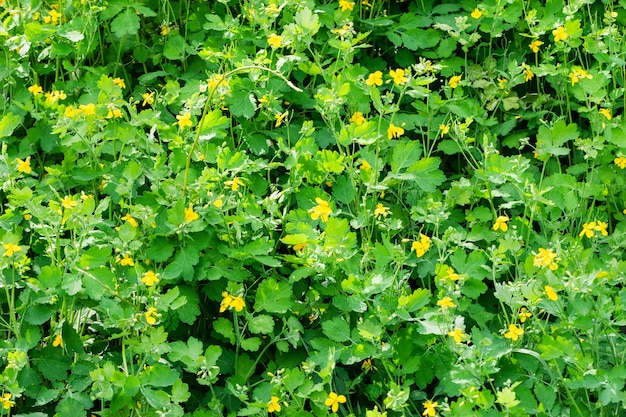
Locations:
1;0;626;416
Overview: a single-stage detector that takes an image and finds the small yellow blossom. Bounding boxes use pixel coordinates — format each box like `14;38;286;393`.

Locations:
121;213;139;227
44;90;66;105
389;68;408;85
529;39;543;53
449;75;462;89
61;196;78;209
599;108;612;120
595;220;608;236
471;8;483;19
185;205;199;223
226;177;245;191
439;124;450;138
214;198;224;208
65;105;81;118
493;215;509;232
207;74;226;90
422;400;438;416
360;159;372;171
365;71;383;87
145;307;159;325
545;285;558;301
220;291;246;312
310;198;332;222
176;112;193;128
552;26;568;42
268;396;281;413
3;243;21;257
161;24;170;36
518;307;532;323
113;77;126;89
141;270;160;287
445;267;459;281
44;8;62;25
267;34;283;49
504;324;524;341
106;106;123;119
325;392;347;413
437;296;456;311
387;123;404;139
448;328;467;344
16;156;32;174
522;63;534;82
0;393;14;410
339;0;355;11
79;103;96;116
142;91;155;106
498;77;508;88
28;84;43;95
568;68;592;86
374;203;390;218
350;112;366;125
53;333;63;348
275;111;288;127
412;233;431;257
579;221;596;238
533;248;558;270
615;156;626;169
596;271;609;279
118;254;135;266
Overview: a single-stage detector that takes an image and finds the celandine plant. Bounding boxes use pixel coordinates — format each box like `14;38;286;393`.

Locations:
0;0;625;416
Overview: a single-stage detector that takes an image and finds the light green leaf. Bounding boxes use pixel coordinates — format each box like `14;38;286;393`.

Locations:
111;9;140;38
322;316;351;343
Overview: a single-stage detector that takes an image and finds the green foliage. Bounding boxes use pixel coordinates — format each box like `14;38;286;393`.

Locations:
1;0;626;416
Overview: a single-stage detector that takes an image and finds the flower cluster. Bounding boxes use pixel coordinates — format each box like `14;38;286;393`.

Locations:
220;291;245;313
579;220;608;238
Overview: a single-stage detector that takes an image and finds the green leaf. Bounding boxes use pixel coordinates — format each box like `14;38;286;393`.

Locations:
391;140;423;172
321;316;351;343
163;34;187;61
332;174;355;204
24;305;54;325
241;337;262;352
176;286;201;324
146;237;175;262
248;315;275;334
110;9;140;38
171;379;191;403
162;245;200;281
168;337;204;372
39;265;62;288
398;288;431;312
0;113;21;138
406;157;446;192
213;317;235;343
254;278;293;314
536;120;577;158
79;246;111;268
225;84;257;119
143;363;179;387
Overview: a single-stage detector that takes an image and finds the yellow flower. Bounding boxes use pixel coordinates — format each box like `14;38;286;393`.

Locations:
118;254;135;266
226;177;245;191
106;106;123;119
594;220;608;236
113;77;126;89
145;307;159;325
142;91;155;106
53;333;64;348
350;112;366;125
141;270;160;287
422;400;438;416
498;77;508;88
275;111;288;127
544;285;558;301
214;198;224;208
44;90;66;105
447;328;467;344
552;26;568;42
310;198;332;222
0;393;14;410
16;156;32;174
615;156;626;169
374;203;390;218
121;213;139;227
220;291;246;312
411;233;431;257
596;271;609;279
529;39;544;53
504;324;524;341
65;105;81;118
568;68;592;86
185;205;199;223
493;215;509;232
445;267;459;281
268;396;282;413
389;68;408;85
533;248;558;270
471;8;483;19
439;124;450;138
325;392;347;413
339;0;355;11
3;243;21;257
28;84;43;95
61;195;78;209
437;296;455;311
177;112;193;128
267;33;283;49
365;71;383;86
599;108;612;120
387;123;404;139
518;307;532;323
522;63;534;82
360;159;372;171
161;24;171;36
449;75;462;89
579;221;596;238
79;103;96;115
